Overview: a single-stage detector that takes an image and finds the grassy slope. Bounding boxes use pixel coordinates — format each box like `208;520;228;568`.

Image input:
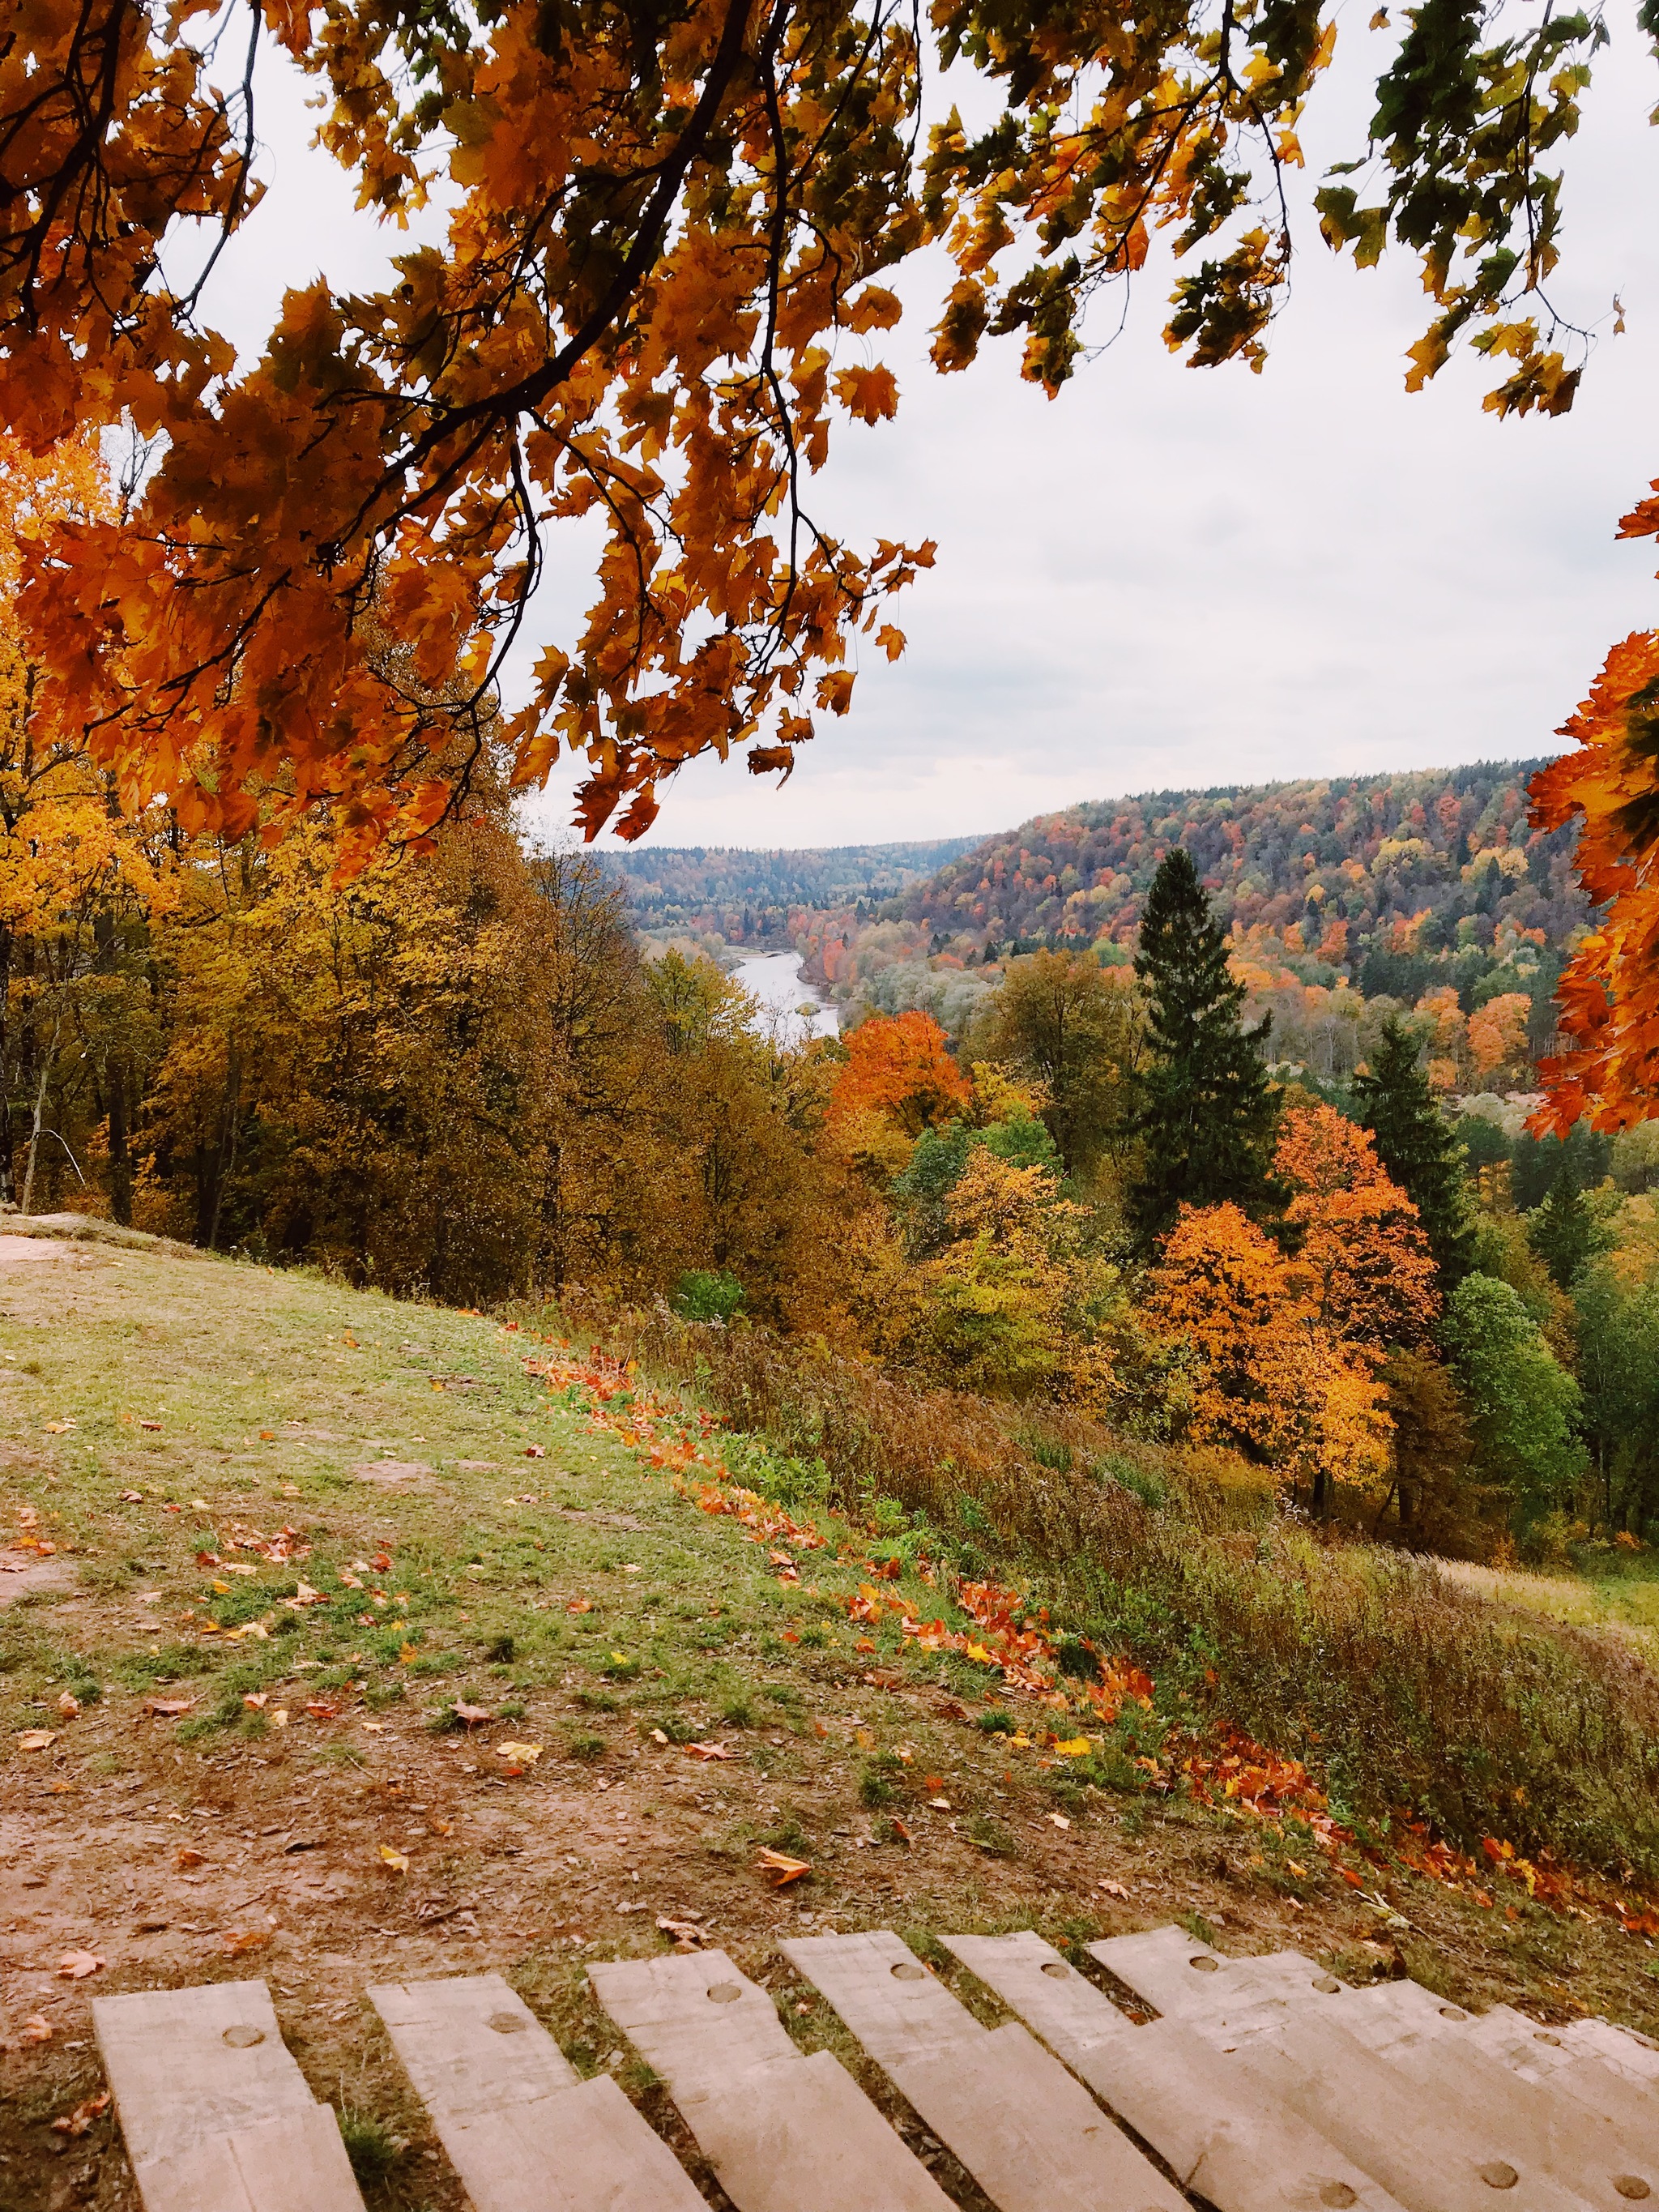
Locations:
2;1232;1657;2210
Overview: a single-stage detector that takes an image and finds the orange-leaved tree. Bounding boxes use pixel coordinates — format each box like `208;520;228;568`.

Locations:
828;1011;970;1136
1145;1198;1391;1513
2;0;1631;856
1274;1103;1440;1352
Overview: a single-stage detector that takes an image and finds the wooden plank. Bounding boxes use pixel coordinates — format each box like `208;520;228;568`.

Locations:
92;1980;334;2170
1086;1931;1319;2047
946;1931;1409;2212
590;1948;956;2212
1234;2013;1590;2212
130;2105;363;2212
784;1930;1187;2212
369;1975;579;2116
370;1975;706;2212
1566;2020;1659;2086
1387;2034;1657;2211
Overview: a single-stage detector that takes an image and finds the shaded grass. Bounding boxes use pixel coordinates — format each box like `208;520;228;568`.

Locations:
555;1296;1659;1881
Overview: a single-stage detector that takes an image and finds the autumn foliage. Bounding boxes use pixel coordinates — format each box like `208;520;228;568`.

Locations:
1529;485;1659;1134
828;1010;971;1134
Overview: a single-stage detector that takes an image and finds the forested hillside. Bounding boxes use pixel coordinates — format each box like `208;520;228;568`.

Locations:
791;764;1592;1092
900;765;1583;967
603;836;982;941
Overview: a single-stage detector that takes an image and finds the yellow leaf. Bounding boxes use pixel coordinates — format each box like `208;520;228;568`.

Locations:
497;1741;543;1765
17;1729;58;1751
379;1844;410;1873
1053;1737;1090;1757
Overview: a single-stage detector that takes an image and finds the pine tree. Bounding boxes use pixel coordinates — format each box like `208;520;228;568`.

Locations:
1353;1018;1476;1288
1527;1167;1611;1291
1128;848;1282;1247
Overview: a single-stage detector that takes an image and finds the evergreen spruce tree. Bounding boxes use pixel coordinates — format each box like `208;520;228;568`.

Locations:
1352;1016;1476;1287
1128;848;1282;1247
1527;1167;1611;1292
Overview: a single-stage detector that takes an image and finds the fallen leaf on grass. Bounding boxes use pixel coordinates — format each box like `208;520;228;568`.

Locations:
50;2091;110;2137
271;1708;289;1728
361;1719;386;1734
525;1444;546;1458
650;1728;669;1745
139;1420;162;1433
56;1692;80;1719
1053;1737;1092;1757
305;1700;340;1721
565;1596;593;1615
118;1489;143;1503
684;1742;733;1761
371;1552;392;1571
657;1916;705;1951
177;1848;205;1869
928;1797;952;1811
429;1818;454;1837
497;1742;543;1768
57;1951;104;1979
243;1693;268;1710
17;1729;57;1751
452;1702;493;1727
44;1421;77;1434
889;1818;912;1845
1047;1812;1072;1830
221;1929;271;1955
1338;1867;1365;1889
143;1697;197;1719
380;1845;411;1873
757;1848;812;1887
20;2015;53;2044
1098;1879;1130;1899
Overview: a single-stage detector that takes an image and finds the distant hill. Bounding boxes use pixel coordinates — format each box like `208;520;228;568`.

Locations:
603;835;984;941
780;763;1593;1079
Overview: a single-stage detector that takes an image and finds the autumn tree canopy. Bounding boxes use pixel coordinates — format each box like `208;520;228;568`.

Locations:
2;0;1646;867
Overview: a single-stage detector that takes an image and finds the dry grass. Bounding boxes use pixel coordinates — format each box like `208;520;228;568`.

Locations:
556;1297;1659;1881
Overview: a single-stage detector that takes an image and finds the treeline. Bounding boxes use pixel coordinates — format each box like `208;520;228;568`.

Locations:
601;835;981;942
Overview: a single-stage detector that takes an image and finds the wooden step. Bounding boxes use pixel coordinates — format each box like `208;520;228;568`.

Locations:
1385;2031;1657;2210
369;1973;706;2212
783;1929;1187;2212
947;1930;1410;2212
1233;2011;1593;2212
1567;2021;1659;2087
590;1947;956;2212
1087;1930;1351;2047
92;1980;362;2212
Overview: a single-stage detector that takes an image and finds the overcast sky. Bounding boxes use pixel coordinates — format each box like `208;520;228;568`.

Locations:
197;7;1659;850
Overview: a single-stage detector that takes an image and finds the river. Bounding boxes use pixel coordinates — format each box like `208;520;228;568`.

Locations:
731;950;840;1044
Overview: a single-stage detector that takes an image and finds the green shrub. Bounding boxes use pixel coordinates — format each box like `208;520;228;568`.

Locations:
672;1269;746;1324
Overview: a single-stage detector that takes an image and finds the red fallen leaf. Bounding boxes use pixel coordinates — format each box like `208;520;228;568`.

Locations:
221;1928;271;1955
57;1950;104;1979
50;2091;110;2137
757;1847;812;1886
684;1742;734;1761
144;1697;197;1718
305;1700;341;1720
20;2015;54;2044
1338;1867;1365;1889
855;1637;876;1653
139;1420;162;1432
197;1551;221;1565
779;1631;801;1644
177;1847;205;1868
371;1552;391;1571
889;1819;912;1846
525;1445;546;1458
566;1597;593;1614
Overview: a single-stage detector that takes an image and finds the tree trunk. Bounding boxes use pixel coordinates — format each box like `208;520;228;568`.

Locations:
18;1015;60;1218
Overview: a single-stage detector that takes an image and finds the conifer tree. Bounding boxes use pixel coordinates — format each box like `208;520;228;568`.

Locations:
1527;1167;1611;1292
1353;1018;1476;1288
1128;848;1282;1248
